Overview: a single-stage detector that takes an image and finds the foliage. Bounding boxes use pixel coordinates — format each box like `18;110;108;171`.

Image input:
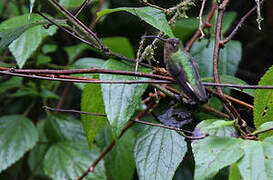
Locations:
0;1;272;180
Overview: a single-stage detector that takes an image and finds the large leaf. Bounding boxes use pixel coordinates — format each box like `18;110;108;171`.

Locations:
96;126;136;180
0;14;58;68
134;126;187;180
102;37;135;59
43;141;106;180
81;83;107;148
210;12;237;35
0;115;38;172
100;59;151;138
44;114;87;142
237;140;271;180
193;119;236;137
172;18;199;42
192;136;244;180
254;65;273;139
97;7;174;37
191;39;242;78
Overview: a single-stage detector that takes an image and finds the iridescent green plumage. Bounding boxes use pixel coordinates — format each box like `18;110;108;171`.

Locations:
163;38;207;104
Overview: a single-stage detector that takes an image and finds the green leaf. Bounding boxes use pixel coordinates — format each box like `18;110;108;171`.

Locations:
0;115;38;172
36;54;52;66
237;140;269;180
59;0;87;9
229;163;242;180
45;114;87;142
81;83;107;148
102;37;135;59
42;44;57;54
97;7;174;37
96;126;136;180
72;57;106;69
43;141;106;180
134;126;187;180
100;59;151;138
0;14;58;68
192;136;244;180
254;65;273;139
191;39;242;78
28;120;50;177
64;43;89;63
211;12;237;35
172;18;199;42
0;77;23;94
193;119;236;137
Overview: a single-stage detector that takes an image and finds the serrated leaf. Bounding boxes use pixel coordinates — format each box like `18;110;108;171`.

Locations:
193;119;236;137
0;115;38;172
254;65;273;139
203;75;255;96
45;114;87;142
191;39;242;78
102;37;135;59
0;14;58;68
96;126;136;180
81;83;107;148
43;141;106;180
237;140;269;180
192;136;244;180
134;126;187;180
100;59;151;138
97;7;174;37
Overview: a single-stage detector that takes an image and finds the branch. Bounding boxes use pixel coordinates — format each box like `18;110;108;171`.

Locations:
198;0;207;39
43;106;107;117
253;126;273;136
221;0;265;45
2;67;173;81
184;2;217;52
0;70;172;84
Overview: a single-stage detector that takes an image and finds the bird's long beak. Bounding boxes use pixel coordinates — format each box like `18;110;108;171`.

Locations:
141;35;168;42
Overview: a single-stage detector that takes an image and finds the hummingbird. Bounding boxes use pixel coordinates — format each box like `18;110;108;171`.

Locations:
142;36;208;105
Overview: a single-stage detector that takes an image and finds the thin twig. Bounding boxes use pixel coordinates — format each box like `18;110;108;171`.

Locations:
0;70;172;84
74;0;90;17
132;119;208;140
37;12;98;49
185;2;217;52
43;106;107;117
47;0;103;48
221;0;265;45
89;0;105;29
3;67;173;81
253;126;273;136
206;87;253;110
56;83;71;109
198;0;207;39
